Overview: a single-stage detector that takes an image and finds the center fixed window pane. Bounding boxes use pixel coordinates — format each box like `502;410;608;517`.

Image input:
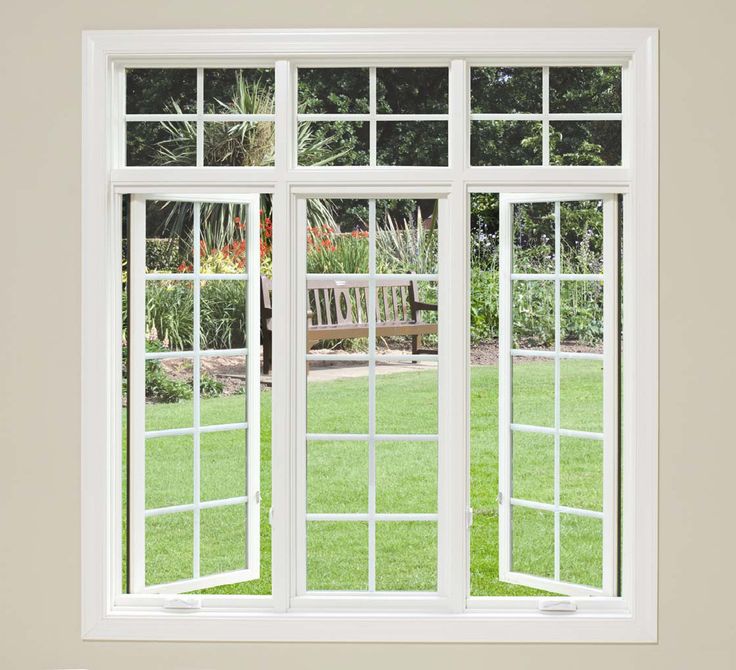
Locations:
303;197;440;593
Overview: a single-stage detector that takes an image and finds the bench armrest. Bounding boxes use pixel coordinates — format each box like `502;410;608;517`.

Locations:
413;301;438;312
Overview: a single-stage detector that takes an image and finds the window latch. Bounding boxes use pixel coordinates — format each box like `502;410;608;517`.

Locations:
163;595;202;610
538;600;577;614
466;507;474;527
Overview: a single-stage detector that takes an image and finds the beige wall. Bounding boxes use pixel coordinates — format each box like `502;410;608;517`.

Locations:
1;1;735;668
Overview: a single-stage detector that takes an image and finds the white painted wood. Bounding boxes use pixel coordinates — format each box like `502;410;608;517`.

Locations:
127;195;261;594
81;27;658;642
496;194;618;598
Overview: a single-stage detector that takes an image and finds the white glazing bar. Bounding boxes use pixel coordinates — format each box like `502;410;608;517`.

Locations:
510;349;602;360
306;353;439;362
128;195;147;593
146;496;248;518
553;200;561;582
369;70;377;167
510;424;603;441
297;113;449;122
196;68;204;168
306;514;439;522
145;273;248;281
511;273;603;281
470;113;622;122
367;198;377;592
125;113;276;122
145;422;247;439
509;498;603;520
192;202;202;578
307;433;438;442
305;273;439;282
146;347;247;360
542;67;550;166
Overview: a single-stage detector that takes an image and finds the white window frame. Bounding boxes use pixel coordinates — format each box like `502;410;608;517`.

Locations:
82;28;658;642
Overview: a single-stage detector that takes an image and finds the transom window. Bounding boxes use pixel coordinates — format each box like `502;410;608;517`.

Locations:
82;28;658;643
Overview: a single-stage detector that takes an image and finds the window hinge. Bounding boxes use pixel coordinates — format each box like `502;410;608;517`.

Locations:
538;599;577;614
254;490;261;505
466;507;474;527
163;595;202;610
497;491;503;505
268;506;273;526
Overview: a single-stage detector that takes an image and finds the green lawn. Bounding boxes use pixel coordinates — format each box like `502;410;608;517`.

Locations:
124;359;604;595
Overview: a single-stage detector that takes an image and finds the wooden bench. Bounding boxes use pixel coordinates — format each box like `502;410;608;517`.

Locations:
260;276;437;374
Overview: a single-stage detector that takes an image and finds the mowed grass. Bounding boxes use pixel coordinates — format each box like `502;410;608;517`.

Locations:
123;359;604;595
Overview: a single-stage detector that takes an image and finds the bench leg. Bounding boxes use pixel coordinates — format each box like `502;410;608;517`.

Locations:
411;334;419;361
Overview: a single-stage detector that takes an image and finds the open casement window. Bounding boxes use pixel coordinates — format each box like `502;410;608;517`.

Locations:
128;193;262;593
497;193;619;597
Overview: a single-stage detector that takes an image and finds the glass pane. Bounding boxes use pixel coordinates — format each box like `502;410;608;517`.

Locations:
377;121;448;166
559;514;603;588
550;121;621;166
144;200;193;273
146;280;194;351
560;280;604;352
307;522;368;590
200;356;246;426
512;280;554;350
560;358;603;433
144;357;193;431
560;200;604;274
512;201;555;274
306;284;369;354
200;430;246;502
307;440;368;513
200;504;247;576
306;206;369;274
376;67;448;113
511;506;554;578
560;437;603;512
376;199;438;274
375;362;438;434
298;68;369;113
204;122;275;166
199;280;246;350
470;67;543;113
126;121;196;166
146;512;193;586
512;431;554;505
549;67;622;113
470;121;542;166
126;68;196;114
145;435;193;509
199;202;250;274
204;68;275;114
375;281;438;355
512;356;554;427
298;121;369;166
375;522;437;591
376;441;437;513
307;364;369;434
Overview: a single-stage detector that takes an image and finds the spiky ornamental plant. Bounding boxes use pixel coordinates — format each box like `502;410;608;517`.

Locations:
151;72;347;254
